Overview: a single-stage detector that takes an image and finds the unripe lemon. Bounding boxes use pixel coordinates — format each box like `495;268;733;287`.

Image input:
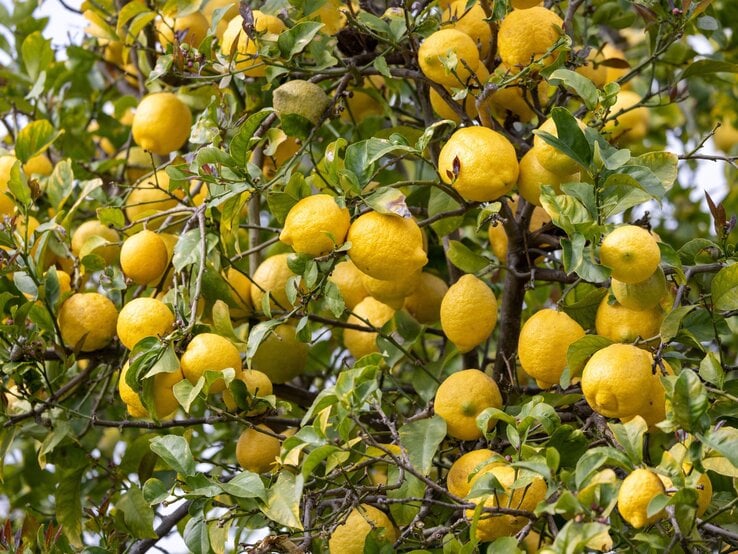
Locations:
156;11;209;48
223;369;273;414
497;7;563;68
581;343;659;419
600;225;661;284
442;0;493;60
132;92;192;156
250;324;308;383
440;274;498;353
328;260;369;309
58;292;118;352
611;266;668;310
328;504;398;554
518;308;585;387
603;90;649;142
116;297;175;350
180;333;242;394
71;220;120;265
221;12;285;77
236;424;281;473
434;369;503;440
224;267;253;318
533;116;586;175
343;297;396;359
418;29;481;87
272;80;332;126
279;194;350;256
404;272;449;325
447;448;502;497
438;127;519;202
250;253;298;313
347;212;427;281
120;230;169;286
517;148;580;206
617;468;666;528
361;270;421;310
118;362;184;419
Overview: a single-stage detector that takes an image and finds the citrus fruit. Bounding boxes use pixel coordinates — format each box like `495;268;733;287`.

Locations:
156;11;209;48
120;230;170;286
118;362;183;419
250;253;298;313
224;266;253;318
442;0;493;60
517;148;580;207
447;448;501;497
575;48;607;88
581;343;660;419
343;296;396;359
221;11;285;77
347;212;427;281
429;86;478;123
118;146;153;183
58;292;118;352
328;260;369;309
361;270;421;310
0;155;18;215
714;117;738;153
601;44;629;85
533;116;585;175
309;0;347;35
125;170;182;226
418;29;481;87
660;470;713;517
272;80;332;126
518;308;585;387
131;92;192;155
603;90;649;142
497;7;563;68
236;424;281;473
620;371;668;429
180;332;242;394
328;504;398;554
617;468;666;528
279;194;350;256
510;0;542;8
23;154;53;176
250;324;309;383
438;126;519;202
434;369;503;440
611;266;667;310
488;196;551;262
599;225;661;284
116;297;175;350
404;272;449;324
223;369;273;414
440;274;498;353
70;220;120;264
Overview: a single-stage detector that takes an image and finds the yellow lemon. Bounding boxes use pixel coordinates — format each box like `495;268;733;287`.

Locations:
250;253;298;313
447;449;502;497
617;468;666;528
599;225;661;284
125;170;182;227
0;155;19;215
156;11;209;49
488;196;551;262
343;297;396;359
601;44;630;85
279;194;350;256
418;29;481;87
310;0;347;35
533;116;586;175
438;126;519;202
180;332;242;394
250;324;309;383
434;369;503;440
118;146;154;183
517;148;580;206
361;270;421;310
224;266;253;318
120;230;170;286
202;0;238;40
223;369;273;414
575;48;608;88
497;7;563;68
341;77;386;122
611;266;668;310
603;90;650;143
442;0;493;60
328;504;398;554
429;85;478;124
518;308;585;387
620;368;669;430
132;92;192;156
23;154;54;177
329;260;369;309
116;297;175;350
236;424;282;473
221;11;285;77
404;272;449;325
714;117;738;153
347;212;427;281
118;362;183;419
70;220;120;265
440;274;498;353
58;292;118;352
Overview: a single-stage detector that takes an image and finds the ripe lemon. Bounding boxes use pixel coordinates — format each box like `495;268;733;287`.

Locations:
517;148;580;206
617;468;666;528
581;343;660;419
223;369;273;414
434;369;503;440
156;11;209;48
447;448;501;497
224;266;253;318
221;11;285;77
202;0;238;39
23;154;53;177
533;116;585;175
250;253;298;313
599;225;661;284
714;117;738;153
236;424;282;473
328;260;369;309
438;127;519;202
250;324;308;383
328;504;398;554
418;29;481;87
132;92;192;156
279;194;350;256
440;274;498;353
488;196;551;262
404;272;449;324
361;270;421;310
341;77;385;122
347;212;427;281
180;332;242;394
120;230;170;286
485;64;551;123
466;464;547;541
611;266;667;310
621;368;669;429
575;49;607;88
70;220;120;264
272;80;332;126
58;292;118;352
657;469;713;518
601;44;629;85
116;297;175;350
119;362;183;419
510;0;542;8
0;155;18;215
603;90;649;142
343;297;396;359
442;0;493;60
429;86;478;123
118;146;153;183
497;7;563;68
518;308;585;387
125;170;182;226
310;0;347;35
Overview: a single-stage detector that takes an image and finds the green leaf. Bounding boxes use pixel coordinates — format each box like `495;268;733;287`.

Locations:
21;31;53;81
539;186;594;237
173;377;203;413
486;537;523;554
149;435;197;476
561;285;608;330
711;263;738;311
56;466;85;547
364;187;411;217
548;68;598;109
184;514;210;554
399;416;446;476
344;138;417;186
548;425;589;468
561;236;610;283
142;478;170;504
699;352;724;389
219;471;267;500
245;320;282;367
660;305;696;343
97;206;126;228
566;334;613;382
428;186;463;237
262;471;304;530
699;427;738;469
536;107;591;168
634;152;678;190
15;119;63;163
574;447;631;488
668;370;709;434
608;417;647;464
278;21;324;59
116;485;157;539
681;59;738;79
229;109;272;167
446;240;489;273
7;160;31;208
